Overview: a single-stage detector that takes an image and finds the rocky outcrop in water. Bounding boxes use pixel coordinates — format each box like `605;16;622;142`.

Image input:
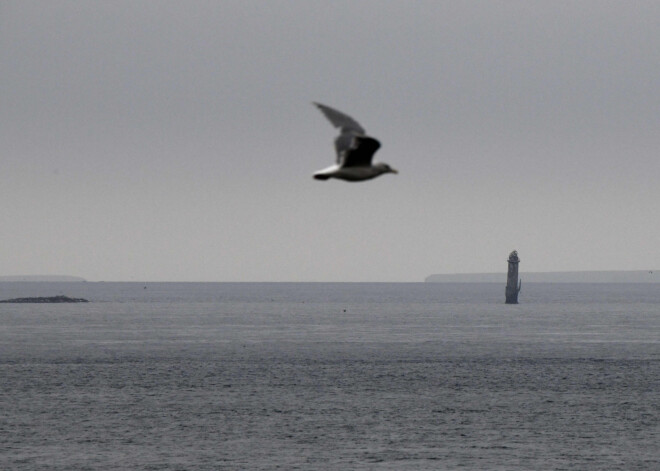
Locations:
0;295;89;303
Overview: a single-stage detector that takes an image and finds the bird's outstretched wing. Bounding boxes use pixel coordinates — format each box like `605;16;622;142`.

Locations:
340;136;381;168
313;102;366;134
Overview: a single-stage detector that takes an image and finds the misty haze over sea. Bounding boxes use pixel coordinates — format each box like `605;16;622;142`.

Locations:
1;282;658;470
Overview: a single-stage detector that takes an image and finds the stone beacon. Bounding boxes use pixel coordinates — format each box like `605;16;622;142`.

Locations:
505;250;521;304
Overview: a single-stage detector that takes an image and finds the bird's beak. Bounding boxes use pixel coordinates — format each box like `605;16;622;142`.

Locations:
390;168;398;174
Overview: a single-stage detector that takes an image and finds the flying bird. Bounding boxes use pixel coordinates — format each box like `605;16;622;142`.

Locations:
312;102;397;182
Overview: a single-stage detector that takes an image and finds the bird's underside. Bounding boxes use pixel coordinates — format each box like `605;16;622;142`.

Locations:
313;164;386;182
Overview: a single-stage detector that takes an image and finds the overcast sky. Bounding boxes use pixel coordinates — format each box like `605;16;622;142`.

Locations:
2;1;659;281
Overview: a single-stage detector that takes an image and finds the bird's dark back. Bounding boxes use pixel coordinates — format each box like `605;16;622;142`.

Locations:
341;137;381;167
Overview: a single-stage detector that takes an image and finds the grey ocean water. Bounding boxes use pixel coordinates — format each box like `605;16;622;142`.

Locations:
1;282;659;470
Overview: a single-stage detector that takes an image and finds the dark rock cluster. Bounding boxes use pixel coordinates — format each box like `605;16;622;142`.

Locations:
0;295;89;303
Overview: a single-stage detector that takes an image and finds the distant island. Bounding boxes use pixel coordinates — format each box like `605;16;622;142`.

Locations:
425;270;658;283
0;295;89;303
0;275;86;282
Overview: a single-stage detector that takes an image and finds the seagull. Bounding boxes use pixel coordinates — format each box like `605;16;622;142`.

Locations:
312;102;397;182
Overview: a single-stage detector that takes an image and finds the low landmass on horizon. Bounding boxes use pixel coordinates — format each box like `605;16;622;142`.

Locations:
0;275;86;282
0;273;657;283
426;270;658;283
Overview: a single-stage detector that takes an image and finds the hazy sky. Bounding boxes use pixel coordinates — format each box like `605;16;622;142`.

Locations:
2;1;659;281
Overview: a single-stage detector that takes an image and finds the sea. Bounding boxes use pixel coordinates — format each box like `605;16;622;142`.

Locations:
1;282;658;470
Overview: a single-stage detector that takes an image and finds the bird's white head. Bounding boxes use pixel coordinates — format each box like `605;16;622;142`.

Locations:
374;163;398;175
